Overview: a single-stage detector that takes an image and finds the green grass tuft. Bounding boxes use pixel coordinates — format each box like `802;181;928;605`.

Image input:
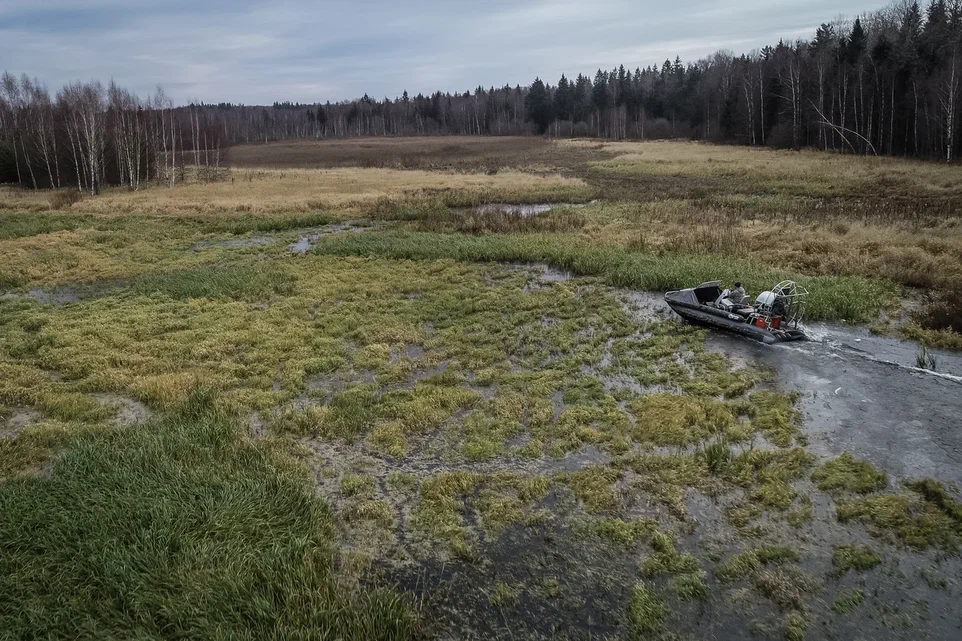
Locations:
836;484;962;551
812;453;887;495
831;544;881;576
629;582;666;635
0;212;99;240
197;211;335;234
831;588;865;614
0;407;418;640
717;546;800;581
785;610;808;641
672;571;709;601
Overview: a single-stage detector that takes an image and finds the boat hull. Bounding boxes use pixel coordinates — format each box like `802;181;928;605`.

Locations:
666;298;806;344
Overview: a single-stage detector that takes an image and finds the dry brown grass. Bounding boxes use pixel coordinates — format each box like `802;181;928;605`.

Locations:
0;226;220;286
0;186;50;212
226;136;562;172
568;139;962;199
578;200;962;291
0;168;589;217
48;190;83;210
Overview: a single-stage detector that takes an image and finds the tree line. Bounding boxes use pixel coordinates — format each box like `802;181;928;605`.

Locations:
2;0;961;192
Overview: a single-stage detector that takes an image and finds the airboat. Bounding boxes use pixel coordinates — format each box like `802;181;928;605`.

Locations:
665;280;809;344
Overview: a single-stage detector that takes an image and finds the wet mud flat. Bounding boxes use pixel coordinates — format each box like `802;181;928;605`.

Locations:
0;278;133;306
285;272;962;640
386;491;962;641
186;222;371;254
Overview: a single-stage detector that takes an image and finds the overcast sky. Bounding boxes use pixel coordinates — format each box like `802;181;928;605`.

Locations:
1;0;886;105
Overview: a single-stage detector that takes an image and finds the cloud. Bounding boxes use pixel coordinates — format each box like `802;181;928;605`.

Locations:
0;0;886;104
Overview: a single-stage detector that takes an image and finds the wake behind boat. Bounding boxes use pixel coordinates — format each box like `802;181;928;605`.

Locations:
666;280;808;344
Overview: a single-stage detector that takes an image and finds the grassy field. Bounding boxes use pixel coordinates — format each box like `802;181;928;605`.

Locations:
2;138;962;640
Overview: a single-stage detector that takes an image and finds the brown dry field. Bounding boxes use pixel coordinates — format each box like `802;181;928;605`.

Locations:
225;135;572;171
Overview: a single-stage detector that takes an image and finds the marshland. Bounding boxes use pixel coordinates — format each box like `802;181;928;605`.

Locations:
2;137;962;641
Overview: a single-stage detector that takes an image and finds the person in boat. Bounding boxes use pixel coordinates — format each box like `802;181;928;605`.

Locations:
730;282;748;305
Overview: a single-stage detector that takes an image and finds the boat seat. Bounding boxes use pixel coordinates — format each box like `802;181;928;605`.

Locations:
716;297;754;317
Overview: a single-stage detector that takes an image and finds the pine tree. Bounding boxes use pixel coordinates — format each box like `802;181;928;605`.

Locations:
524;77;553;134
592;69;609;136
554;74;571;123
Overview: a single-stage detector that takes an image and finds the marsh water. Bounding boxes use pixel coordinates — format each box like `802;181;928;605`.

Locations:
453;201;594;217
288;223;368;253
710;323;962;489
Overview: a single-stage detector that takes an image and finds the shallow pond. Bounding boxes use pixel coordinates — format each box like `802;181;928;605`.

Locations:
453;201;594;217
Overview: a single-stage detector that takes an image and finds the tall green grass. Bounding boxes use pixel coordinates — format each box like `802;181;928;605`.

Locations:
129;264;296;300
194;212;335;235
0;271;23;289
312;231;897;322
0;212;99;240
0;397;418;640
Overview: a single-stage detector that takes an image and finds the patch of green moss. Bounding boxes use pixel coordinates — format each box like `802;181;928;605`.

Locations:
811;453;887;494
